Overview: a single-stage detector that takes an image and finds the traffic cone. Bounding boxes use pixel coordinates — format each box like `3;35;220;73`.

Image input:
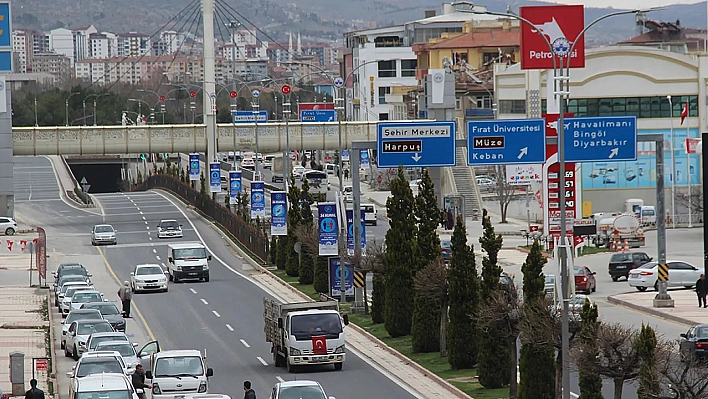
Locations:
623;239;629;252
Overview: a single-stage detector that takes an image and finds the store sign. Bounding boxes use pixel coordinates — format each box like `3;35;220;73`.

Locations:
520;5;585;70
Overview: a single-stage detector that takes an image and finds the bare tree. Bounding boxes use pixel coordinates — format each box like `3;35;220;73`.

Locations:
477;284;523;398
573;322;641;399
655;339;708;399
346;238;387;275
413;257;449;357
294;225;319;258
494;166;517;223
675;187;703;218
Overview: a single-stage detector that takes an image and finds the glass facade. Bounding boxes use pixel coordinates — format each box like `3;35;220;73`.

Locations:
541;95;698;119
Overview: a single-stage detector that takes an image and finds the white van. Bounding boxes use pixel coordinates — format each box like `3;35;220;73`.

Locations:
166;243;212;283
145;350;213;399
361;204;377;226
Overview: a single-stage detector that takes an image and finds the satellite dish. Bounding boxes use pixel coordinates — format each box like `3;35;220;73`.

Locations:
294;242;301;254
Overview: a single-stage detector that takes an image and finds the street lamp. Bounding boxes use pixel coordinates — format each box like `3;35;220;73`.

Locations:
667;95;676;228
65;92;80;127
33;96;38;127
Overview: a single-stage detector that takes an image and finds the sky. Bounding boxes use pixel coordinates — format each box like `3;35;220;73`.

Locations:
551;0;702;9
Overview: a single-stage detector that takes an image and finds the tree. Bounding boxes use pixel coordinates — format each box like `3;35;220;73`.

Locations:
276;234;288;270
656;339;708;399
518;240;554;399
493;166;516;223
353;239;387;323
298;178;315;284
313;256;329;293
384;167;418;337
447;215;479;369
269;236;277;265
578;300;603;399
285;174;302;277
635;324;661;399
371;273;386;324
413;258;448;356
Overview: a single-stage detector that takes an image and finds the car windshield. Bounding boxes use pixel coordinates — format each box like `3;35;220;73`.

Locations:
66;311;102;325
76;390;131;399
291;313;342;335
90;336;128;349
278;386;326;399
643;209;655;216
305;172;327;180
137;266;163;275
173;248;206;260
73;293;102;303
59;275;86;285
62;284;88;294
94;226;114;233
78;322;113;335
441;240;451;249
570;296;589;306
66;287;91;297
85;304;121;316
160;221;179;229
76;360;123;377
573;268;585;276
97;343;135;357
362;206;373;213
639;262;658;269
610;253;633;262
154;356;204;377
61;268;89;278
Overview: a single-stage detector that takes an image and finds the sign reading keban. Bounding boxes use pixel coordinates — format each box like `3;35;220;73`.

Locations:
328;257;354;298
270;191;288;236
519;5;585;70
506;164;543;185
318;203;339;256
189;153;200;181
229;171;242;200
346;209;366;256
250;181;266;219
209;162;221;193
341;150;350;162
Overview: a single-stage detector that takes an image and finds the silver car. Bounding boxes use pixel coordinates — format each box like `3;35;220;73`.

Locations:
95;341;142;368
91;224;117;245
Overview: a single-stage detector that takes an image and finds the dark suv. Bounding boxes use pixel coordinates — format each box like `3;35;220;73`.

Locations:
608;252;652;281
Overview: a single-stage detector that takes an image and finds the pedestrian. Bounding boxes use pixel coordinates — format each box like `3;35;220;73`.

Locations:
24;379;44;399
344;168;350;180
117;280;133;318
243;380;256;399
697;274;707;308
446;208;454;230
131;364;151;399
440;209;445;229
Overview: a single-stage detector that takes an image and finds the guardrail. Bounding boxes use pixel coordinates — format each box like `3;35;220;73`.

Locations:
133;174;269;262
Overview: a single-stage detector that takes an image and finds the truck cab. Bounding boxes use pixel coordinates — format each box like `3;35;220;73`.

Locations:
166;243;212;283
146;350;213;399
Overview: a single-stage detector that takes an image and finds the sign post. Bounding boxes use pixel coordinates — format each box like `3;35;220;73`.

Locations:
376;121;456;168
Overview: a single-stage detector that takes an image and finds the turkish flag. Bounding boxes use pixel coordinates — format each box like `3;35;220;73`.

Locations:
681;101;689;125
312;335;327;355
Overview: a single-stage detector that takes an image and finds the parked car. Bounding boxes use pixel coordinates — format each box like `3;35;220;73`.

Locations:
91;224;117;246
441;239;452;261
69;290;104;312
61;309;103;349
57;281;93;309
67;353;132;398
628;260;702;292
608;251;652;281
476;177;497;193
555;294;594;317
65;319;115;359
574;266;597;294
157;219;183;239
86;332;130;353
95;340;158;369
130;264;168;293
0;216;17;235
54;275;90;306
679;324;708;362
61;286;97;316
268;380;335;399
80;302;126;332
69;373;141;399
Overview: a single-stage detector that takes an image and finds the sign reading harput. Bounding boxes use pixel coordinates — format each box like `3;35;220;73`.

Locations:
520;5;585;70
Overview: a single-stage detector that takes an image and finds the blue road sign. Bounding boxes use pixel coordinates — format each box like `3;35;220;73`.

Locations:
341;150;350;162
0;3;11;48
318;203;339;256
466;119;546;166
270;191;287;236
189;153;200;181
377;121;456;168
0;51;11;72
209;162;221;193
232;110;268;123
563;116;638;162
300;109;336;122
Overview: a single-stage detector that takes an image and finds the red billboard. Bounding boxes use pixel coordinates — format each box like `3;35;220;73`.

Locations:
297;102;334;115
520;5;585;70
36;227;46;280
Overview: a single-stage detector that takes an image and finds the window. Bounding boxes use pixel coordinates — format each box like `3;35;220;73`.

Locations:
400;59;417;77
379;113;389;120
483;52;497;64
378;60;396;78
541;95;699;118
378;86;391;105
498;100;526;114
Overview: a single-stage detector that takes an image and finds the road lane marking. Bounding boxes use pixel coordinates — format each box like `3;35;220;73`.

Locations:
226;324;234;332
240;339;250;347
257;357;268;366
189;288;197;294
146;226;150;230
142;216;146;220
136;207;140;211
149;237;152;241
152;249;157;253
212;311;221;318
156;256;161;261
200;299;209;305
144;221;148;225
276;376;284;383
140;211;144;215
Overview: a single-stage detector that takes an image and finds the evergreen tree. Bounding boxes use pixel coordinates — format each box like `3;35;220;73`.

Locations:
384;167;417;337
477;209;510;388
313;256;329;293
518;240;555;399
285;174;302;277
411;168;442;353
371;272;386;324
298;178;315;285
276;235;288;270
578;300;603;399
635;324;661;399
447;215;479;369
269;236;277;265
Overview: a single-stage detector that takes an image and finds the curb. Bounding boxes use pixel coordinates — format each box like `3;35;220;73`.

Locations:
606;295;693;326
46;288;58;397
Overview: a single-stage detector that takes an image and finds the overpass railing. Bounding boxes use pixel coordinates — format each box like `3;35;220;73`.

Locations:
133;174;269;263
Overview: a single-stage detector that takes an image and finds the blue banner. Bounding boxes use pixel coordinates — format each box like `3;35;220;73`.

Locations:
189;153;200;181
250;181;266;219
341;150;350;162
209;162;221;193
329;257;354;299
318;203;339;256
229;171;241;200
346;209;366;256
271;191;287;236
361;150;370;167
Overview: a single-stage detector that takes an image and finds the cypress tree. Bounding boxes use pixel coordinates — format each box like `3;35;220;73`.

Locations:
384;167;417;337
313;256;329;293
578;300;603;399
371;272;386;324
477;209;510;388
447;215;479;369
285;174;302;277
276;235;288;270
298;177;314;285
518;240;555;399
269;236;278;265
411;169;441;353
635;324;660;399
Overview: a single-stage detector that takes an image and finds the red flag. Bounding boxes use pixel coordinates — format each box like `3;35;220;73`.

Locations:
680;101;689;125
6;240;13;251
311;335;327;355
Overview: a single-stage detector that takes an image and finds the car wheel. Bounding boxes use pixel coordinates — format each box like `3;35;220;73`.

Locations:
592;283;596;293
73;345;79;360
286;360;296;373
334;363;343;371
174;274;180;283
5;227;15;236
60;339;65;349
637;286;647;292
64;345;71;357
163;287;169;293
611;276;619;282
204;274;210;282
91;240;95;246
168;272;173;282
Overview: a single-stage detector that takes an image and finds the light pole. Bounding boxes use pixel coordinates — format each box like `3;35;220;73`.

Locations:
667;95;676;228
33;97;38;127
227;21;241;170
252;87;261;179
65;92;80;127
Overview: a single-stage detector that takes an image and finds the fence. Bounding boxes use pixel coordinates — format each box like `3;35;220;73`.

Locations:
134;174;269;263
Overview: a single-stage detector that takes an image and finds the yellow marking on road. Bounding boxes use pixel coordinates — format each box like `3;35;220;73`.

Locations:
97;246;156;341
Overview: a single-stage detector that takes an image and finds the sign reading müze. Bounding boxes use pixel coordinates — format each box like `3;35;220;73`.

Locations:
520;5;585;70
346;209;366;256
189;153;200;181
250;181;266;219
229;171;241;200
270;191;287;236
318;203;339;256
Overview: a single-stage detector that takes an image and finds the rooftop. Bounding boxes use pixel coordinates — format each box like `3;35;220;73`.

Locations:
427;28;520;49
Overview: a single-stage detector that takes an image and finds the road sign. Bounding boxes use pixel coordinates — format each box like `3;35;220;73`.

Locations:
0;2;11;48
353;271;365;288
160;95;165;101
301;110;336;122
209;92;216;100
562;116;637;162
0;51;10;72
520;5;585;69
189;91;196;97
318;203;339;256
232;110;268;123
230;91;237;98
333;77;344;88
281;84;291;95
252;89;260;98
377;121;456;168
466;119;546;166
80;177;91;193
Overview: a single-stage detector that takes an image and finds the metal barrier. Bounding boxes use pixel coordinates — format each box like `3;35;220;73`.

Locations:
134;174;269;262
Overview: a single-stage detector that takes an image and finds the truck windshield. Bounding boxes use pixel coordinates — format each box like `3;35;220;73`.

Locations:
291;314;342;336
173;248;207;260
155;356;204;377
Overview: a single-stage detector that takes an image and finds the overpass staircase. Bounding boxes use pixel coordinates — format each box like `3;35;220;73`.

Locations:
449;149;483;218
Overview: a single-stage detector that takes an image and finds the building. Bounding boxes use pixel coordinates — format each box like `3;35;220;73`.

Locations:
12;29;31;73
116;32;151;57
75;55;204;85
72;25;98;62
303;44;339;67
156;30;186;56
31;52;72;83
89;33;111;59
74;58;108;85
31;30;50;57
620;13;708;53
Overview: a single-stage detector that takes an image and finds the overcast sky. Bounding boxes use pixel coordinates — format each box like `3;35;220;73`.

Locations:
551;0;703;9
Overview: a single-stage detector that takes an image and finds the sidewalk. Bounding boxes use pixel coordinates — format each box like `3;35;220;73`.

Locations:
608;290;706;327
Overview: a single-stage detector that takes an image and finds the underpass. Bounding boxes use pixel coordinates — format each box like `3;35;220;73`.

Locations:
65;156;127;193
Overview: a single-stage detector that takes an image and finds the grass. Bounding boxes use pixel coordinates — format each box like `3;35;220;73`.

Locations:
579;246;611;255
270;268;510;399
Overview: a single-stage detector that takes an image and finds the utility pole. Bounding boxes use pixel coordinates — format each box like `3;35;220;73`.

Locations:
227;21;240;170
202;0;217;162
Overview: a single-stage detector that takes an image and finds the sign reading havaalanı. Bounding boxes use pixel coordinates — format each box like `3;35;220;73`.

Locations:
318;203;339;256
270;191;287;236
520;5;585;70
250;181;266;219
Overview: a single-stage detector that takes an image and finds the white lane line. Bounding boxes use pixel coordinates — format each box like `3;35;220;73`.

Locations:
189;288;197;294
212;310;221;318
275;376;284;383
142;216;146;220
155;256;161;261
140;211;144;215
136;207;140;211
144;221;148;225
200;298;209;305
152;249;157;253
257;357;268;366
240;339;250;348
226;324;234;332
149;237;153;241
570;393;579;398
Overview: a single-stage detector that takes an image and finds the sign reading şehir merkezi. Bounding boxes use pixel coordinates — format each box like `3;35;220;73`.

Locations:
466;119;546;165
377;121;456;168
563;116;637;162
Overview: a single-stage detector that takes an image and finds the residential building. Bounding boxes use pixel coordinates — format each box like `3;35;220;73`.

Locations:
75;55;204;85
49;28;75;65
72;25;97;62
267;42;292;63
31;52;72;83
156;30;186;55
117;32;151;57
74;59;108;85
31;30;50;56
619;13;708;53
12;29;30;73
303;44;339;67
5;72;57;89
89;33;111;59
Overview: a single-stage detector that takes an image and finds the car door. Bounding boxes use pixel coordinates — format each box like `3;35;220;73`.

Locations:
667;262;685;287
138;340;160;363
680;326;697;358
671;262;697;286
67;322;77;354
584;267;596;289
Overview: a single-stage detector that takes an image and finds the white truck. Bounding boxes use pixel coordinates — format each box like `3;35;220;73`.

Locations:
593;213;646;248
166;242;211;283
264;296;349;373
145;349;213;399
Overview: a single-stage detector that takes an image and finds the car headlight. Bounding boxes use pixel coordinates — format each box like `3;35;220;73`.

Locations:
198;382;207;393
335;345;345;354
78;341;86;347
290;348;300;356
203;265;209;270
176;266;182;271
152;384;162;395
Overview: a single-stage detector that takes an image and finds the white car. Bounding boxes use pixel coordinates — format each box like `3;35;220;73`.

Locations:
69;290;104;312
240;158;255;169
61;309;103;350
67;353;133;399
91;224;117;246
0;216;17;235
268;380;335;399
86;332;130;353
70;373;141;399
157;219;183;239
131;264;168;293
58;281;93;308
61;286;97;316
343;186;353;202
361;204;377;226
628;260;702;292
65;319;115;359
292;165;306;179
95;340;160;369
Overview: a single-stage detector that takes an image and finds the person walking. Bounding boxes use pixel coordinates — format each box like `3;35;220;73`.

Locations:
117;280;133;318
243;381;256;399
131;364;151;399
24;379;44;399
697;274;707;308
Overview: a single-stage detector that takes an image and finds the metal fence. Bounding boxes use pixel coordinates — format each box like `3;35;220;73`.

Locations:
134;174;269;263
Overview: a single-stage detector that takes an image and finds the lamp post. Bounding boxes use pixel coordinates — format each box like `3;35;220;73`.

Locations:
33;97;38;127
227;21;241;170
65;92;80;127
93;93;109;126
667;95;676;228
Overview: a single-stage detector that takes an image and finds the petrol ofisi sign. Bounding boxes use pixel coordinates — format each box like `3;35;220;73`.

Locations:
520;5;585;70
